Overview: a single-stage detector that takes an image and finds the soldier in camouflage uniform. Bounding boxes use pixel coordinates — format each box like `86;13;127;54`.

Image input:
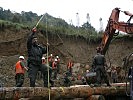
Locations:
92;47;111;86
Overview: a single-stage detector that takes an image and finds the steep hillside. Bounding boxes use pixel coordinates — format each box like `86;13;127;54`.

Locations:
0;28;133;87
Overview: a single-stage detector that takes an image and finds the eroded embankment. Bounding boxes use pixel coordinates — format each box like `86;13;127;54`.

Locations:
0;28;133;86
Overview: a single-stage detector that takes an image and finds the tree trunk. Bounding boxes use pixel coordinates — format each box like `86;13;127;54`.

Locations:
0;83;129;100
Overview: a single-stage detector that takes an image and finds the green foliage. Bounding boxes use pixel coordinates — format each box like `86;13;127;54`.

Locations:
0;20;28;31
0;7;110;41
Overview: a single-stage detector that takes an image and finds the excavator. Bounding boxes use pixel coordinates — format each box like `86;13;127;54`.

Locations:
98;7;133;55
86;7;133;99
98;7;133;100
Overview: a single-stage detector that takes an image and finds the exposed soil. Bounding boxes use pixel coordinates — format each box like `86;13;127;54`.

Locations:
0;27;133;87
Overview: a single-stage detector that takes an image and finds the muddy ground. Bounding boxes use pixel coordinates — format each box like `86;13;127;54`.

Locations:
0;28;133;87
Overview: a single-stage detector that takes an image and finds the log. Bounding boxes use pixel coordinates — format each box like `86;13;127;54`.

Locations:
0;83;130;100
88;95;105;100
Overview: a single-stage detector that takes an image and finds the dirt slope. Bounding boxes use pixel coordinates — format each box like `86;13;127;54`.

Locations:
0;28;133;87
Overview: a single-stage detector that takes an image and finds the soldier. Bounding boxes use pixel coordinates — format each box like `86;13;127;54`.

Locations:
92;47;111;86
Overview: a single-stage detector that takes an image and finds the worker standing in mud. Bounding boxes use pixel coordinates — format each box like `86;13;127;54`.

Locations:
56;55;60;73
52;58;58;79
92;47;111;86
111;66;118;83
27;27;47;87
67;58;74;75
15;56;28;87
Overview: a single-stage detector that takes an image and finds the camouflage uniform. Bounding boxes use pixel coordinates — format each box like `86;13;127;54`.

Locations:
93;53;110;86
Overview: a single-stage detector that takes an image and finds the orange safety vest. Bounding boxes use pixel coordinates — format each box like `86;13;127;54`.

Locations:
52;61;57;69
48;57;53;62
15;61;25;74
57;58;60;62
67;62;73;68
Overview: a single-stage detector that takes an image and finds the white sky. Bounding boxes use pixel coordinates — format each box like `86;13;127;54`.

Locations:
0;0;133;31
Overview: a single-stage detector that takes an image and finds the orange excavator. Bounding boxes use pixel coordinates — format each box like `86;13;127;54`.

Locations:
97;8;133;99
87;7;133;91
98;7;133;55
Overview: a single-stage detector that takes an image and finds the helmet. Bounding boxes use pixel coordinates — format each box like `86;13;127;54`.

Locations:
50;54;53;56
19;56;24;60
42;57;45;59
86;70;89;73
55;59;57;62
56;56;59;58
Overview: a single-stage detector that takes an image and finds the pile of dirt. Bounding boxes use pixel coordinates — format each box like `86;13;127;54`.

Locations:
0;28;133;87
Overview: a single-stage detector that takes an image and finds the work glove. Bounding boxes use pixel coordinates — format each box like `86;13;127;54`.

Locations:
32;27;37;32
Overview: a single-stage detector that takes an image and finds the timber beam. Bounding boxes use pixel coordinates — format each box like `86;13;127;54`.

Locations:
0;83;130;100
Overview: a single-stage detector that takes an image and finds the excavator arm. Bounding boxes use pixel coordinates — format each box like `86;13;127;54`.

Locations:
99;8;133;55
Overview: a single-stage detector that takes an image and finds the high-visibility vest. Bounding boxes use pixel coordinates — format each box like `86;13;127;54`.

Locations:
57;58;60;63
67;62;73;68
52;61;57;69
48;57;53;62
15;61;25;74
